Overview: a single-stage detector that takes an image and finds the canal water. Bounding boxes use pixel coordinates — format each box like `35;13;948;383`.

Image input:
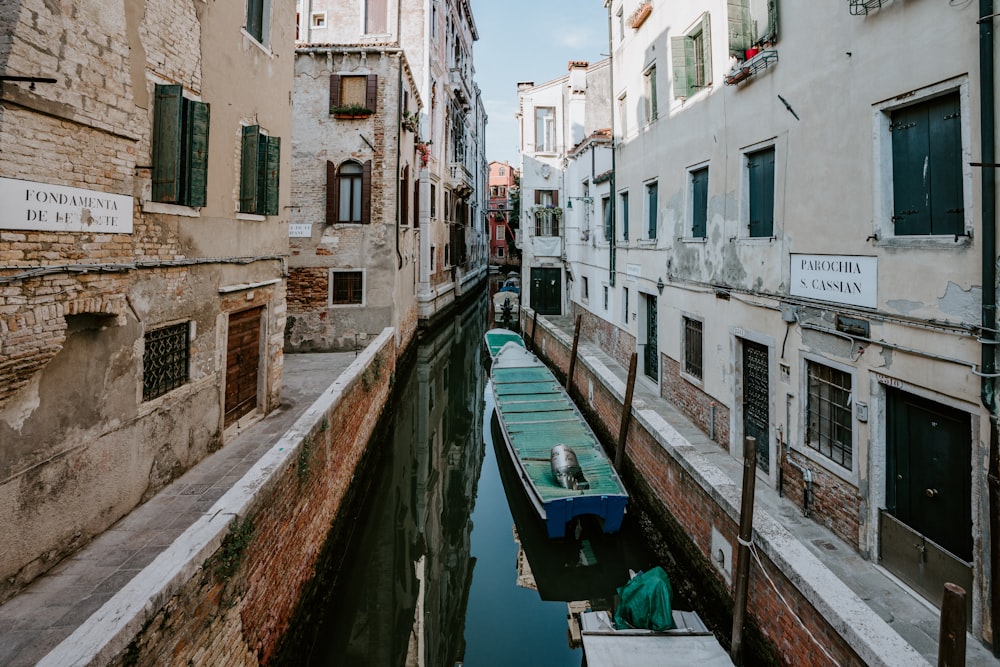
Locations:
282;294;660;666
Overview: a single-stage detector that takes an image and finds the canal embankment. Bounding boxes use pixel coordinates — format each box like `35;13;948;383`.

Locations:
522;309;990;667
1;328;398;666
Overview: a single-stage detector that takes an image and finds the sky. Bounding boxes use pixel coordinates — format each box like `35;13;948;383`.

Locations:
469;0;610;166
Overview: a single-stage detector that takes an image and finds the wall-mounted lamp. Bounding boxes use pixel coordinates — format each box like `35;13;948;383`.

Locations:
566;196;593;209
656;277;665;294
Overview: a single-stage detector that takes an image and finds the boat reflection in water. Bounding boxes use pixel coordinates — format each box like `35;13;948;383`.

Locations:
490;409;648;609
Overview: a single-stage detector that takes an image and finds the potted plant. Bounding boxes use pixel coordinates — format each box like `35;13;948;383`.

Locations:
330;104;374;119
401;110;419;133
416;140;433;168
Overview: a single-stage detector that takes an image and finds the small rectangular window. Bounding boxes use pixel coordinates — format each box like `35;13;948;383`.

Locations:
727;0;777;57
143;322;189;401
602;196;612;241
644;65;658;122
365;0;388;33
618;94;628;138
430;183;437;217
582;276;589;300
622;287;629;323
806;361;853;469
535;107;556;152
691;167;709;238
747;147;774;237
620;191;629;240
603;285;609;310
311;12;325;27
496;226;505;241
645;181;658;239
240;125;280;215
246;0;271;45
683;317;703;380
331;271;363;305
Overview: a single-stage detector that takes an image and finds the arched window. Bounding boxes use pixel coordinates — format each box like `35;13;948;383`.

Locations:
338;162;363;223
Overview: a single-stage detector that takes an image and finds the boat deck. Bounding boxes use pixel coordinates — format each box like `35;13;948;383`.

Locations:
492;358;626;502
484;329;524;358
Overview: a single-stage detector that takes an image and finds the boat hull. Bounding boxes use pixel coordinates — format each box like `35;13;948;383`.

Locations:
490;345;628;540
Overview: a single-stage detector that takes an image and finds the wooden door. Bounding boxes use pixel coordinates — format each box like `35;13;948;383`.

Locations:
225;307;262;427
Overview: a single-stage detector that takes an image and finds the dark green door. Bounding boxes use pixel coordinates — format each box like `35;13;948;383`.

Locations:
882;389;972;611
530;267;561;316
742;340;769;472
643;294;658;381
887;390;971;561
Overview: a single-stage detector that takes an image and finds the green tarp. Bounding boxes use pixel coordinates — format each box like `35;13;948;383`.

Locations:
613;566;675;632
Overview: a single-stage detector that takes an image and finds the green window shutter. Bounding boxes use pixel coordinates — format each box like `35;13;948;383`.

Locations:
748;148;775;237
264;135;280;216
240;125;261;214
152;84;183;203
765;0;778;43
928;94;962;235
701;13;713;87
727;0;750;54
329;74;341;111
183;100;210;207
366;74;378;112
647;183;658;239
891;104;931;235
692;168;708;238
326;161;338;225
604;199;612;241
621;193;629;240
671;36;688;99
361;160;372;224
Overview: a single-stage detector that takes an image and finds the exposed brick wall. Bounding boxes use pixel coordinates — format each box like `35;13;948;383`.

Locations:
660;354;731;450
781;451;863;551
529;317;865;667
572;302;636;369
286;268;328;308
109;334;398;666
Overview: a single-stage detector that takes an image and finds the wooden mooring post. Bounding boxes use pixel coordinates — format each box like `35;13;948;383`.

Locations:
616;353;638;470
529;310;538;351
938;583;967;666
731;436;757;666
566;315;582;390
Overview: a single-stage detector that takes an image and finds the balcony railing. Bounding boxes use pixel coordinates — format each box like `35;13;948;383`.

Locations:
724;49;778;86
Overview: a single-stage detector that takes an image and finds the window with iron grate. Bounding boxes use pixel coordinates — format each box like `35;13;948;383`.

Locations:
143;322;189;401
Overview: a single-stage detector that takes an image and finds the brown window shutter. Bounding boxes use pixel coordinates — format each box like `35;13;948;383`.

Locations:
361;160;372;224
330;74;341;110
553;190;559;207
326;160;338;224
366;74;378;112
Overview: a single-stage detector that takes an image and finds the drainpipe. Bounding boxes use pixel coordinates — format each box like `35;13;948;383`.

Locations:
395;53;404;270
979;0;999;653
606;2;616;288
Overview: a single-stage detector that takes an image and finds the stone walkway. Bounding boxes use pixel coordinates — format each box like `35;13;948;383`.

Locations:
541;314;997;666
0;352;357;667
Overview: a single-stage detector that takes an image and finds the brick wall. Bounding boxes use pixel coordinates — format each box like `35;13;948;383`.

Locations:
106;332;398;666
661;355;731;450
528;316;870;667
781;451;863;550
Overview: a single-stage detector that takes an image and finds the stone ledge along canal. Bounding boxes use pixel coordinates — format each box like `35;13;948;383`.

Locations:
279;296;665;666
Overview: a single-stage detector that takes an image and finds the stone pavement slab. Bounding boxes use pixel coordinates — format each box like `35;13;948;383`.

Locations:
0;352;357;667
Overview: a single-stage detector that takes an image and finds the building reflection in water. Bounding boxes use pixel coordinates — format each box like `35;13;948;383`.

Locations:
286;298;487;667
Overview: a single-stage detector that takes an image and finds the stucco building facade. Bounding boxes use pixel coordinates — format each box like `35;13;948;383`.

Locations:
518;0;1000;646
0;0;293;599
487;160;518;269
293;0;487;332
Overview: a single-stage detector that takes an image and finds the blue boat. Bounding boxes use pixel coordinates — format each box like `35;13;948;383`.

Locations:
490;343;629;539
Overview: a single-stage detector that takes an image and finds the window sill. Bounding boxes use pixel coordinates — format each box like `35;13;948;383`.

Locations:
876;233;972;249
679;236;707;244
237;213;267;222
328;302;366;308
680;370;704;389
735;235;775;244
637;239;658;246
789;444;858;486
142;201;201;217
240;28;273;56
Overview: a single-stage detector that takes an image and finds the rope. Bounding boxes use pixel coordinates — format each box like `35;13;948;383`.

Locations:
739;536;840;665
